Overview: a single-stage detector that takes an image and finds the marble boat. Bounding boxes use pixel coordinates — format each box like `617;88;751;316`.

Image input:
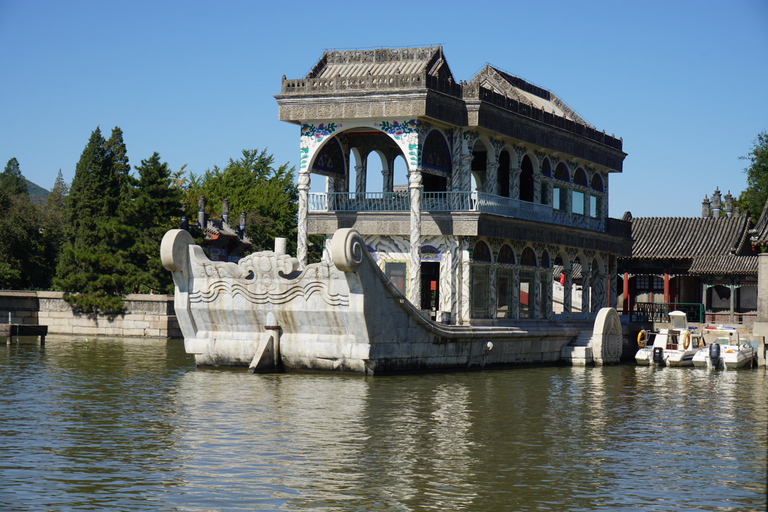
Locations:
161;228;623;374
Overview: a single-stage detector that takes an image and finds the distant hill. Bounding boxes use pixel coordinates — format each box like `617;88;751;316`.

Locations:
26;179;50;204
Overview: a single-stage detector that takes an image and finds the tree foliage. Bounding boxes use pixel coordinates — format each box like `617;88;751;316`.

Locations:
117;152;181;294
55;127;131;313
184;149;298;254
1;158;28;196
736;131;768;223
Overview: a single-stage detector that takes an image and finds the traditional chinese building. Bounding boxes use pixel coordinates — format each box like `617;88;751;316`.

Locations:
275;46;631;324
619;188;760;326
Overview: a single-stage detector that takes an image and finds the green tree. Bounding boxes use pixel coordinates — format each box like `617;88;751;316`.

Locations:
1;157;28;196
117;152;182;294
184;149;298;254
0;188;49;289
736;131;768;223
55;127;130;313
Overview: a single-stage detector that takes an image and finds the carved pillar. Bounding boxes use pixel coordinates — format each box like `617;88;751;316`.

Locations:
355;163;366;195
546;269;553;319
533;269;541;319
408;170;423;308
459;238;471;323
453;154;473;210
512;267;520;319
563;266;572;320
610;257;618;309
297;170;310;266
582;260;591;317
486;162;499;195
489;265;497;319
510;169;522;199
533;173;542;204
382;159;393;193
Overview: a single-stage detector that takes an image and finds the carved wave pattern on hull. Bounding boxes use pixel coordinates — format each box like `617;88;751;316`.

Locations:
189;280;349;307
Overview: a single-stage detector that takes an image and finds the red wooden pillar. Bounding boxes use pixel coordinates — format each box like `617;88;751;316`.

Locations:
622;272;630;315
664;270;670;304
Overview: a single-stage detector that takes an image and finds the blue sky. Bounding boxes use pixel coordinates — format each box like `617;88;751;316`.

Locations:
1;0;766;218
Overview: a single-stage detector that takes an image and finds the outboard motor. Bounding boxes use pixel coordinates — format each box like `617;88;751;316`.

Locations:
652;347;664;365
709;343;721;368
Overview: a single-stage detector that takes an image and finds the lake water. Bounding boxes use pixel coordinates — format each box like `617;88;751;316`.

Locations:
1;337;766;511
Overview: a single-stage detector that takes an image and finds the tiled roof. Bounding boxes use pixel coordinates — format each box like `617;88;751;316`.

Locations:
630;216;751;259
750;199;768;246
628;215;756;275
469;65;587;125
307;47;453;81
688;255;757;275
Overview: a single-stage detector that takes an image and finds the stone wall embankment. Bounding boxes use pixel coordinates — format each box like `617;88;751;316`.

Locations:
0;291;181;339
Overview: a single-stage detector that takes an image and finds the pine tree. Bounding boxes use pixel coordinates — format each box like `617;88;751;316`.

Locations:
1;158;28;196
55;127;130;313
118;152;181;294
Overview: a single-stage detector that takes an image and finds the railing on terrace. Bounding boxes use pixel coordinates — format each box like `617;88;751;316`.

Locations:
631;302;704;324
308;191;606;231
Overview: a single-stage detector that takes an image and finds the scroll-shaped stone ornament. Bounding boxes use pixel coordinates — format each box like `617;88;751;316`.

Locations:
161;229;194;272
331;228;366;272
590;307;622;365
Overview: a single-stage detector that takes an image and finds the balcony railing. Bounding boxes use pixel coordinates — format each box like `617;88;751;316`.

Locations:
308;191;606;231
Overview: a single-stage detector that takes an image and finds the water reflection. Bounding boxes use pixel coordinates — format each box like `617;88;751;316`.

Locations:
1;339;766;511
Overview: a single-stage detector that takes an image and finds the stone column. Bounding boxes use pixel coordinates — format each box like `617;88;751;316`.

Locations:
533;269;541;319
459;240;471;323
609;258;618;309
510;169;522;199
512;267;520;319
355;163;366;195
486;162;499;195
297;170;310;266
453;154;473;210
382;162;393;193
408;170;423;308
563;265;572;320
533;173;542;204
489;266;497;319
546;269;553;319
582;261;591;317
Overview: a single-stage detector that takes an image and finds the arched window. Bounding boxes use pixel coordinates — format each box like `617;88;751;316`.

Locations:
473;241;491;262
520;155;534;202
541;158;552;177
498;244;515;264
589;173;603;219
521;247;537;267
498;150;511;198
420;246;440;261
574;168;588;187
591;173;603;192
553;163;569;211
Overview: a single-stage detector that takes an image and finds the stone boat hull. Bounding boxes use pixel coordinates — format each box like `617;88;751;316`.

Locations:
161;228;622;374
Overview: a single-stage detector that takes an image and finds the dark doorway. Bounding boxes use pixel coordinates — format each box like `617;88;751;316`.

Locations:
420;262;440;311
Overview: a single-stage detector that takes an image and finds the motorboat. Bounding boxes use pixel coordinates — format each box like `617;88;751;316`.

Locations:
692;327;756;369
635;311;699;367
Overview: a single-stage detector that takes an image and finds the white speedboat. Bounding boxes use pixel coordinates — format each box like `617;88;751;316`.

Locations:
692;327;756;369
635;311;699;367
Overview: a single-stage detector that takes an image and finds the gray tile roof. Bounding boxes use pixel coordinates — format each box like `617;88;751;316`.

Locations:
307;47;453;81
628;215;755;275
